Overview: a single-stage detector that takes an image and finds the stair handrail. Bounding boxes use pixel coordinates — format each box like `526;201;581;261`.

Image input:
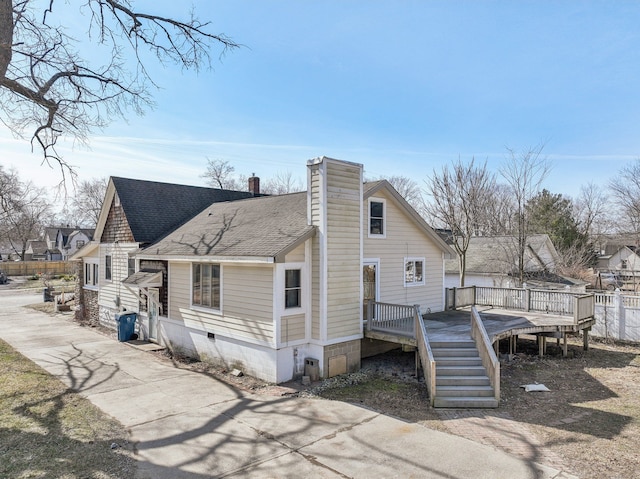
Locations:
470;306;500;402
414;305;436;407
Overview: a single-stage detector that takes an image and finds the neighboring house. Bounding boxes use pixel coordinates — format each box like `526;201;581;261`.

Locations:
45;226;95;260
444;234;568;289
596;244;640;275
72;158;453;383
24;240;48;261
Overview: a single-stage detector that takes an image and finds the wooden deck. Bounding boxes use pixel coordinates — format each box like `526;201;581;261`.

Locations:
423;306;596;357
424;307;595;343
363;288;596;407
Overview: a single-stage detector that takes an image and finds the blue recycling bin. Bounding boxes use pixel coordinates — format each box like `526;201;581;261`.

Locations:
115;312;137;342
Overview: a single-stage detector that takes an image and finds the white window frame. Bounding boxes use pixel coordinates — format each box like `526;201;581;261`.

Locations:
284;268;302;309
191;262;222;312
368;198;386;238
404;257;425;287
128;257;136;277
84;259;99;290
277;262;306;316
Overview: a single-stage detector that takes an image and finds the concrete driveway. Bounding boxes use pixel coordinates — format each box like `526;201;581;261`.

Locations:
0;291;576;479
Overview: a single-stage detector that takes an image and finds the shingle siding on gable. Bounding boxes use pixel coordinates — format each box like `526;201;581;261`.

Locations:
101;196;135;243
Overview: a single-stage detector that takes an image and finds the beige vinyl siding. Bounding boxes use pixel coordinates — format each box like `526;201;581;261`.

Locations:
169;262;274;343
281;313;305;343
311;238;320;339
364;190;444;312
98;243;139;312
310;166;321;340
284;243;305;263
325;161;361;340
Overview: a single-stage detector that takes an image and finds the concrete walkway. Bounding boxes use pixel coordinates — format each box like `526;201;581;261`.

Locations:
0;292;577;479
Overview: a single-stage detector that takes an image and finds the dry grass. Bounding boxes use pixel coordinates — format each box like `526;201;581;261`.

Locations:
0;339;136;479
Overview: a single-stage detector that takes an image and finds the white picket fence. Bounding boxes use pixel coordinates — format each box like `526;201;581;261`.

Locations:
593;291;640;342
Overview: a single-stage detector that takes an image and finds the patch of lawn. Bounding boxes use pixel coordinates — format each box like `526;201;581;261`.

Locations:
0;339;135;479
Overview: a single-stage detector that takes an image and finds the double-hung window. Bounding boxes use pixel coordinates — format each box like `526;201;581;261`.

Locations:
192;263;221;310
285;269;302;309
404;258;425;287
369;199;385;237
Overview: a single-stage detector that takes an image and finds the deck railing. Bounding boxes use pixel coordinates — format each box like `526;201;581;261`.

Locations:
365;301;415;337
366;301;436;405
470;306;500;401
446;286;595;323
414;306;436;407
574;294;595;323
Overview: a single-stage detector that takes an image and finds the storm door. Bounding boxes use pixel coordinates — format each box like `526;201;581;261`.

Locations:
363;261;379;321
148;288;160;342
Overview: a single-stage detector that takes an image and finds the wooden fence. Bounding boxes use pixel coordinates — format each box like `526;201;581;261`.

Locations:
0;261;74;277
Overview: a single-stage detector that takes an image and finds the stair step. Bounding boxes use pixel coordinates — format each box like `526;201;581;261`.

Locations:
434;396;499;408
436;385;495;397
430;340;476;349
435;357;483;367
431;347;480;358
436;365;487;376
437;375;491;386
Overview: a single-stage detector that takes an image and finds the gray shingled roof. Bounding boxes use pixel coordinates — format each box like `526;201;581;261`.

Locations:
142;192;314;259
111;177;255;245
445;234;553;275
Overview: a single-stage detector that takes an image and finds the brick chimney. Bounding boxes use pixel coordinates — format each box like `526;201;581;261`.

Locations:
248;174;260;195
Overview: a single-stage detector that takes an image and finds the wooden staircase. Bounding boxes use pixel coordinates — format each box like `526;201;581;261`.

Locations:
431;340;499;408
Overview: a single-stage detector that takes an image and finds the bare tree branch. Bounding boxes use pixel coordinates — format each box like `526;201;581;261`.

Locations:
424;157;496;287
0;0;239;181
499;143;550;284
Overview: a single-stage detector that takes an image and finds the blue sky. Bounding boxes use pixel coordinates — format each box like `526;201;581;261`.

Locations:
2;1;640;199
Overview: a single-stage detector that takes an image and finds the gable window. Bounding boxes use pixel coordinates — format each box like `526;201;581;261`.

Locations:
285;269;302;308
192;263;220;310
105;255;112;281
622;259;628;269
76;240;85;249
369;199;385;237
404;258;425;287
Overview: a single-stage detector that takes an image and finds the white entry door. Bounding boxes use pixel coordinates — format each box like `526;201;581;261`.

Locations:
148;288;159;342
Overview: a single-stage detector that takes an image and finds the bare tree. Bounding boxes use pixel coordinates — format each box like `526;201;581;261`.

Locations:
0;167;51;259
0;164;21;222
262;171;304;195
499;143;550;284
201;158;240;189
66;177;108;227
424;158;496;287
0;1;238;177
609;160;640;234
480;183;515;236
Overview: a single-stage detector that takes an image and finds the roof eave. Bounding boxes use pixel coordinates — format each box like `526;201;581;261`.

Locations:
274;227;316;263
134;253;276;264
